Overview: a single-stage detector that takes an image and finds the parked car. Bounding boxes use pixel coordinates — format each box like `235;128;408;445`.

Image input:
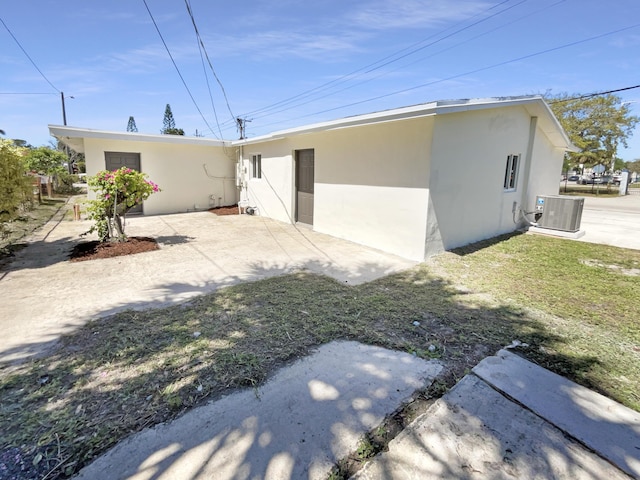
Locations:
568;175;580;181
578;175;595;184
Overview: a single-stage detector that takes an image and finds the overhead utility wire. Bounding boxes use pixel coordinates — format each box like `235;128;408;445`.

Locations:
246;0;563;125
184;0;236;137
258;22;640;130
141;0;217;137
225;0;520;126
0;16;60;93
548;84;640;103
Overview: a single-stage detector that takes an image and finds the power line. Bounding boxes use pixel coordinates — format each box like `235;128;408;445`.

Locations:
257;22;640;131
228;0;523;125
243;0;565;126
548;85;640;104
184;0;236;138
141;0;216;136
184;1;234;119
0;16;60;93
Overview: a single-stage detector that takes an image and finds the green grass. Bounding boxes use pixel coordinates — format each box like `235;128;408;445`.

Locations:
433;233;640;408
0;197;68;253
1;232;638;478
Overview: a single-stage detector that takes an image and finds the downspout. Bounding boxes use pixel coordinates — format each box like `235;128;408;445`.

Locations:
237;145;244;214
519;116;538;226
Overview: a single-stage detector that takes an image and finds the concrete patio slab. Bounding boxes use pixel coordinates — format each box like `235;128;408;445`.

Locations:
73;341;442;480
354;350;638;480
0;201;416;365
474;349;640;478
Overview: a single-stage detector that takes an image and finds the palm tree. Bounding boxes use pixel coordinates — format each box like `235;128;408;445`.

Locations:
0;129;5;135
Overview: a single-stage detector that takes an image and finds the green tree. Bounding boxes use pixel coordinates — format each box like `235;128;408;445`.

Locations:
25;147;67;175
626;159;640;173
546;93;639;172
0;139;32;222
161;104;184;135
86;168;160;242
127;116;138;132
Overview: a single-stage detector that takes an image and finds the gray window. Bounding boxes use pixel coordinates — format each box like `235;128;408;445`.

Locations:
503;154;520;190
251;154;262;179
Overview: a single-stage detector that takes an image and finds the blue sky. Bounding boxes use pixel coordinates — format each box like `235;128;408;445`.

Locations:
2;0;640;160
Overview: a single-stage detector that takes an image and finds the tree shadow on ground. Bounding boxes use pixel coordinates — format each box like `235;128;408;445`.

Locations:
358;371;636;479
0;262;610;479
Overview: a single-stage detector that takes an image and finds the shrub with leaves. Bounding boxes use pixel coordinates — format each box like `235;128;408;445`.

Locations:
86;168;160;242
0;139;32;222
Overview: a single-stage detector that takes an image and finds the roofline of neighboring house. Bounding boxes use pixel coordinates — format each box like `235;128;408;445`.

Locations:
48;96;577;154
234;96;578;151
48;125;229;153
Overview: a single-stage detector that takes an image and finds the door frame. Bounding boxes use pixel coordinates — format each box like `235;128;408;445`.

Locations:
294;149;315;225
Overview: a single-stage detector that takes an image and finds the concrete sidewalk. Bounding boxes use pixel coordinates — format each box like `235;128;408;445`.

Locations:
354;349;640;479
73;342;443;480
73;346;640;480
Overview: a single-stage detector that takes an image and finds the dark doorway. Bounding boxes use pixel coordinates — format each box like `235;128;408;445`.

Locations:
105;152;143;214
295;149;314;225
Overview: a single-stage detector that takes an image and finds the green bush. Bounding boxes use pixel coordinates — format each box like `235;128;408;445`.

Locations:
55;172;82;195
86;168;160;242
0;140;32;222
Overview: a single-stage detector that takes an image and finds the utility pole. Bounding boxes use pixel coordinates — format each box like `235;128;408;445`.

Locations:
236;117;252;140
61;92;67;126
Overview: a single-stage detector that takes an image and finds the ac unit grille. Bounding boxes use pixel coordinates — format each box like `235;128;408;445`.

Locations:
536;195;584;232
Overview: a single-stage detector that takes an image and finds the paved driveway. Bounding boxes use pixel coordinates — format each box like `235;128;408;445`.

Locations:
578;194;640;249
0;203;415;365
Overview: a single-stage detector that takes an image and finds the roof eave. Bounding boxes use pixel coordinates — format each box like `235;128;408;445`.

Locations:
48;125;230;152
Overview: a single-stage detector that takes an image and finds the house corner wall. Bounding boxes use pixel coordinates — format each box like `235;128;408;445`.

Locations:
427;106;552;252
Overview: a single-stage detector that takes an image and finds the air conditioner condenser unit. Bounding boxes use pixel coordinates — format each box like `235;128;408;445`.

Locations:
534;195;584;232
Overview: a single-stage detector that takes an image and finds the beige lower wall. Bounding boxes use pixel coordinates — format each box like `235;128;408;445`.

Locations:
84;139;237;215
242;117;434;260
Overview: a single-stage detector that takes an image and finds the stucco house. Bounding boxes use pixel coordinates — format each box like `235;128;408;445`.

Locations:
50;95;573;261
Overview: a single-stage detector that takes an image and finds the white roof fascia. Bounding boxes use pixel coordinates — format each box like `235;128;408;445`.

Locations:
234;96;575;151
48;125;229;153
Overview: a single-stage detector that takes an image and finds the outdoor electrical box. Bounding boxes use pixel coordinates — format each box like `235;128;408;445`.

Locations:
535;195;584;232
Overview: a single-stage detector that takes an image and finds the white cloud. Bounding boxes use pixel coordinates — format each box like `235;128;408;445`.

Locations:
348;0;491;30
204;30;366;61
610;34;640;48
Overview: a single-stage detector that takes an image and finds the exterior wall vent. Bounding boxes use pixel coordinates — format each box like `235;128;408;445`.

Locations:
534;195;584;232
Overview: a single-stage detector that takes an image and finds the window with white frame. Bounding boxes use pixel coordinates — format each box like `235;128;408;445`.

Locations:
251;154;262;179
503;154;520;190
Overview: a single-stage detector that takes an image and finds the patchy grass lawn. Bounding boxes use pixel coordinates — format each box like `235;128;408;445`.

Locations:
0;197;68;259
433;233;640;409
0;232;638;478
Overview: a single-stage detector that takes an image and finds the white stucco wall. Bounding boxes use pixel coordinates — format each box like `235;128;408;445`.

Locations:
241;140;295;224
525;131;565;210
83;138;237;215
242;117;434;261
428;106;536;251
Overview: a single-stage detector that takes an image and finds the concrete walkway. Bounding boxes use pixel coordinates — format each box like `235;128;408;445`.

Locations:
0;200;415;365
74;342;443;480
354;349;640;479
73;347;640;480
